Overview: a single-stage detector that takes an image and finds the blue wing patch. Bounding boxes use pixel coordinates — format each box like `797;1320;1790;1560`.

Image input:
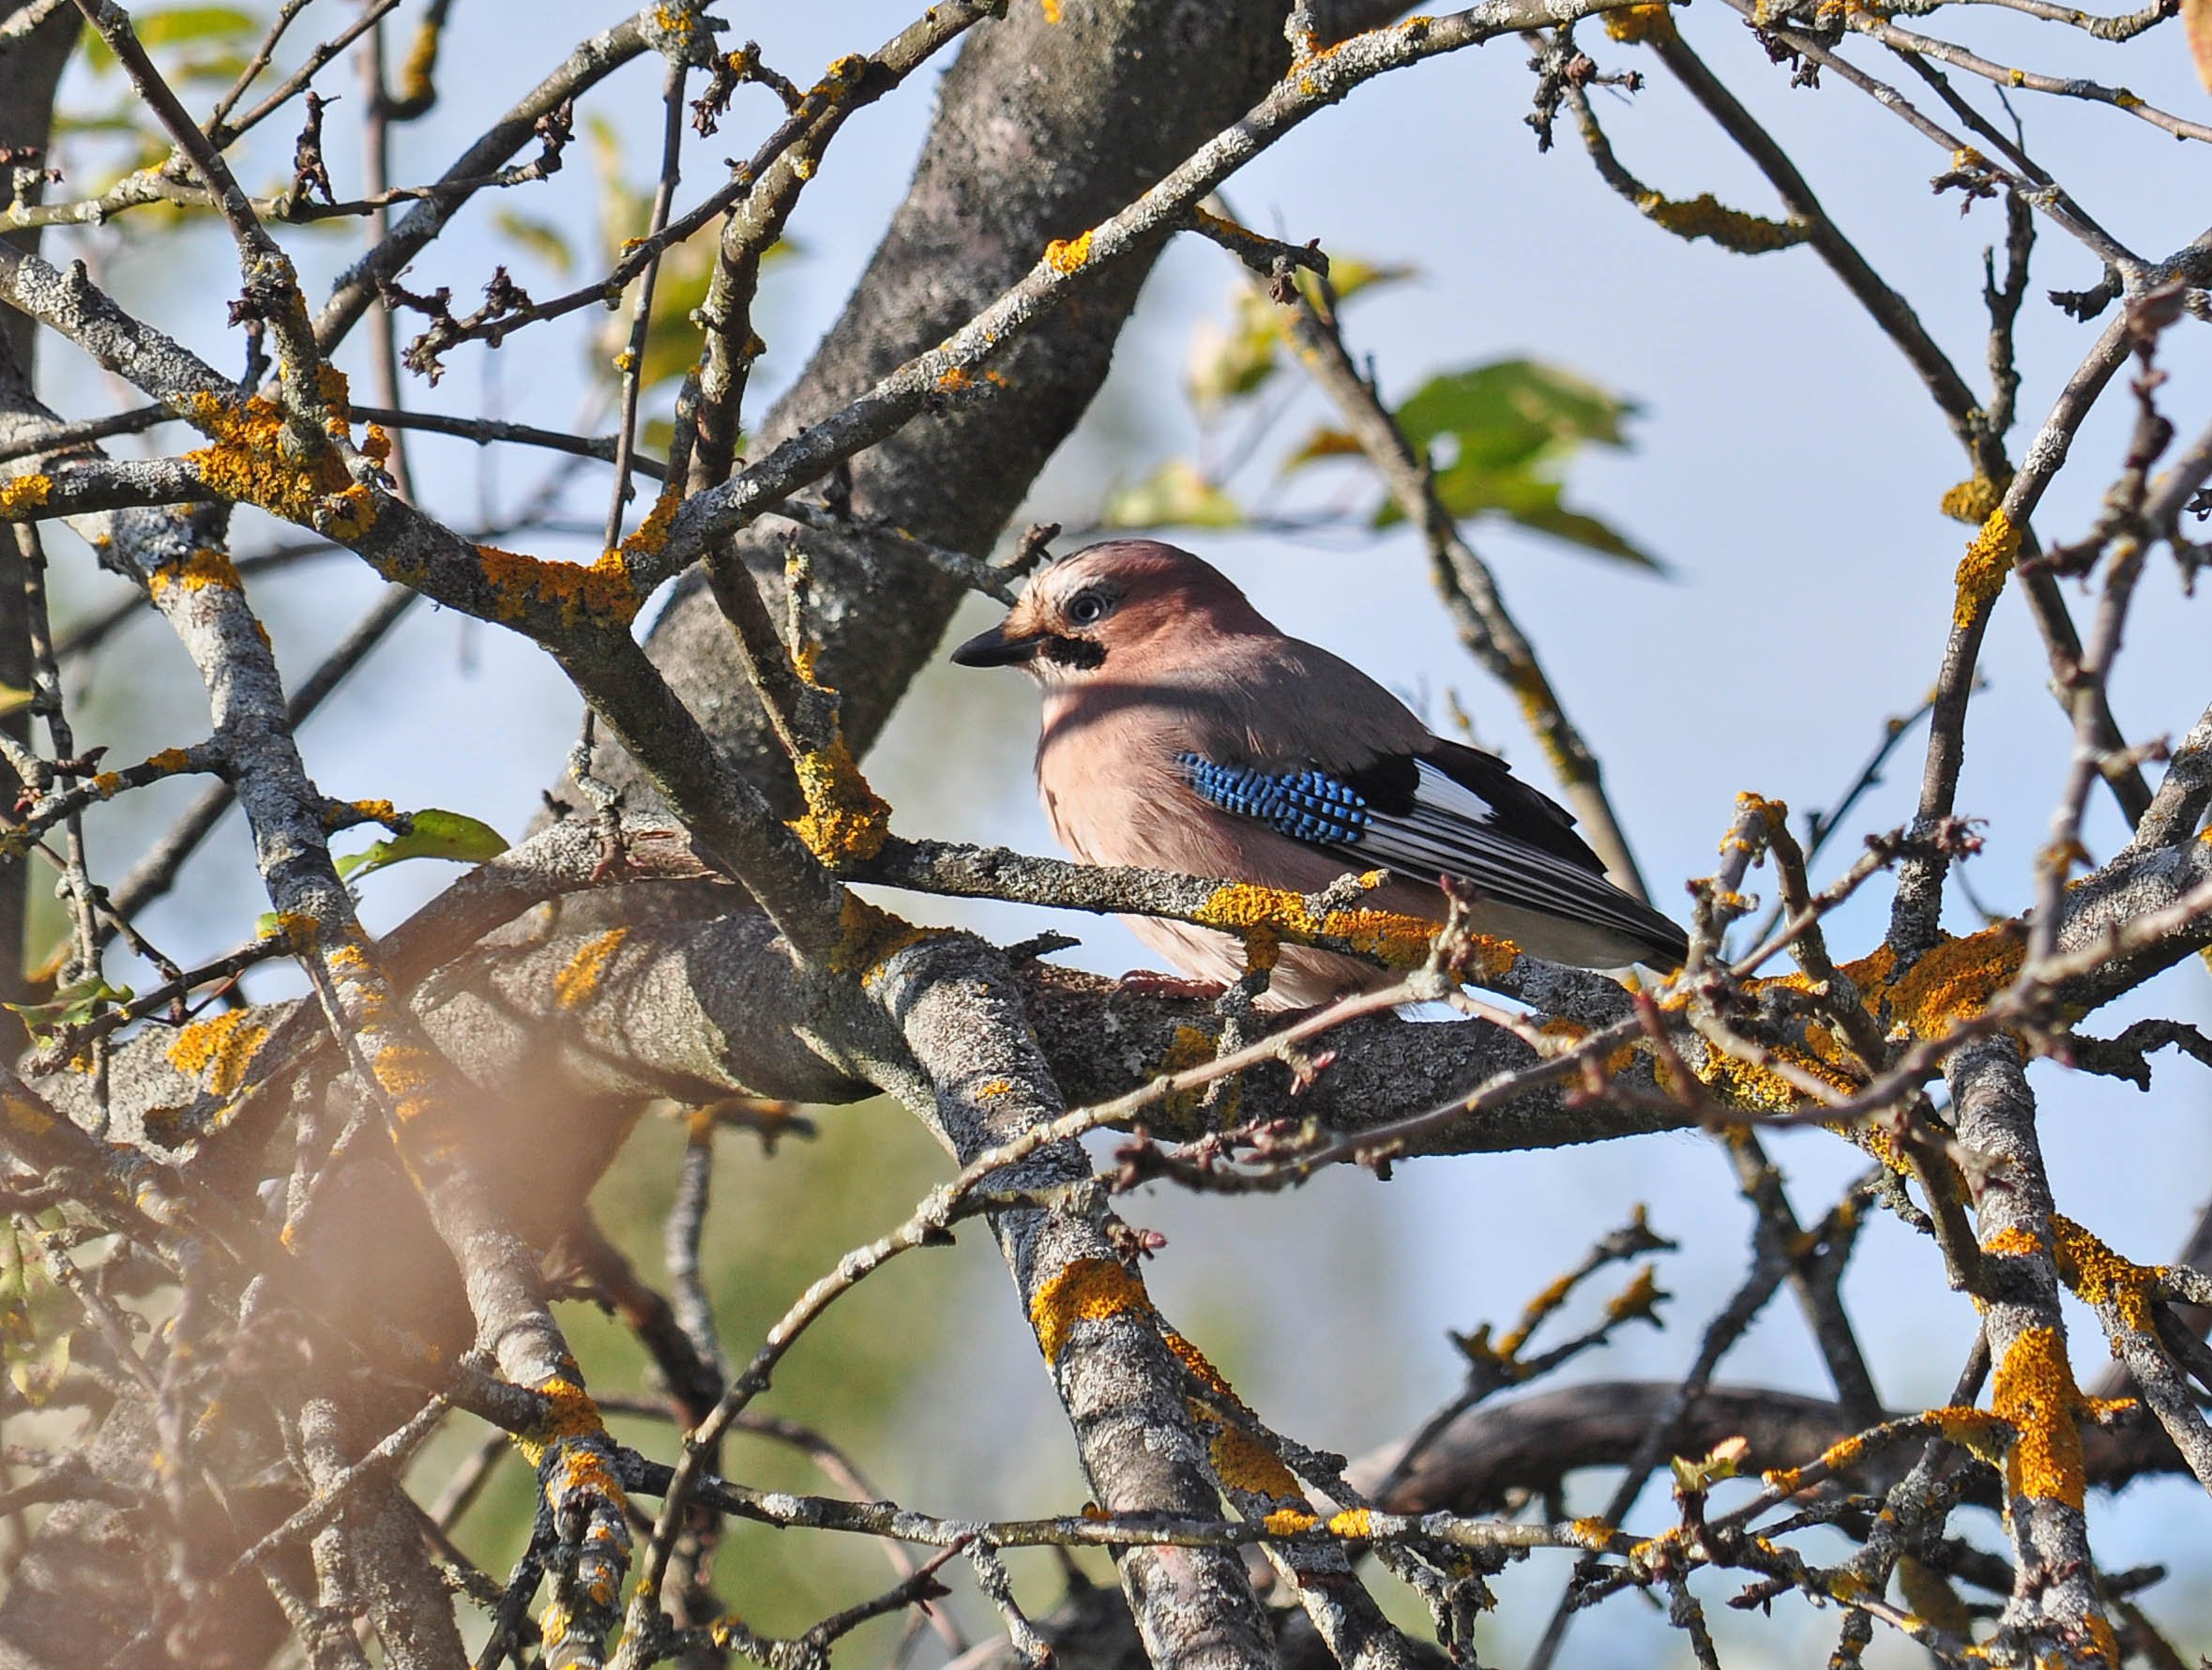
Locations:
1178;754;1372;846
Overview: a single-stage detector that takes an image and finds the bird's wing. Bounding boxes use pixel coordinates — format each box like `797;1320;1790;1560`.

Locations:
1177;745;1689;964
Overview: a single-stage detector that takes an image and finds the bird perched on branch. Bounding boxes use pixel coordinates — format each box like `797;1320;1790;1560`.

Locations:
950;539;1688;1007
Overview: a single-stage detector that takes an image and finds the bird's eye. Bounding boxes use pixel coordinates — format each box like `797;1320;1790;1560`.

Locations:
1067;591;1110;627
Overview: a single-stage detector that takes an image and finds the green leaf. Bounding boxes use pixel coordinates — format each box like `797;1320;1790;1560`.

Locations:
8;1320;70;1407
1101;460;1244;531
0;1222;70;1409
493;211;577;276
1296;255;1416;309
1395;359;1637;473
5;976;133;1040
1279;426;1365;473
82;7;256;71
1384;463;1664;570
336;809;509;884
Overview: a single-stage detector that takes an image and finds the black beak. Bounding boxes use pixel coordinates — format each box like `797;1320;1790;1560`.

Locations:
949;621;1045;667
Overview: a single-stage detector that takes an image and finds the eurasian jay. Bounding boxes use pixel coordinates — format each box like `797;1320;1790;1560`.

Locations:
950;539;1689;1006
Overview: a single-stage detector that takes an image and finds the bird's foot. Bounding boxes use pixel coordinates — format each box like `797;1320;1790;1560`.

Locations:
1115;969;1227;1003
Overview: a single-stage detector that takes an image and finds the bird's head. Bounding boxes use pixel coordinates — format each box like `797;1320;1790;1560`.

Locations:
948;539;1262;681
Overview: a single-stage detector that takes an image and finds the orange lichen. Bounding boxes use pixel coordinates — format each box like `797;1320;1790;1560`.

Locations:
1705;924;2024;1113
1029;1256;1151;1365
1264;1507;1318;1535
185;391;359;529
1192;880;1464;975
1043;230;1095;274
1635;191;1805;253
827;893;932;983
165;1010;269;1097
1603;2;1677;40
1939;472;2009;524
974;1078;1014;1101
1041;0;1063;19
515;1372;606;1466
937;365;975;392
1991;1325;2088;1511
553;928;629;1011
1952;508;2021;630
474;545;640;630
2052;1214;2160;1335
788;734;892;866
618;483;682;560
362;424;392;466
144;748;194;774
1326;1507;1374;1538
370;1040;439;1125
1568;1515;1615;1550
321;483;377;540
1210;1426;1299;1498
1877;924;2024;1039
1606;1266;1664;1323
148;547;243;599
1161;1326;1248;1415
0;474;52;516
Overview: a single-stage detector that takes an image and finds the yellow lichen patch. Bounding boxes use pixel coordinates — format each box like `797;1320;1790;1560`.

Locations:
1604;2;1677;40
1695;1044;1850;1115
1044;229;1095;274
1041;0;1063;19
1326;1507;1374;1538
1939;472;2010;524
185;392;356;529
1162;1325;1248;1410
474;545;641;630
1568;1515;1615;1550
1635;191;1806;253
975;1078;1014;1101
1952;508;2021;630
90;772;121;799
1263;1507;1318;1535
618;483;682;560
1605;1265;1663;1323
144;747;194;774
2052;1215;2160;1335
1879;924;2024;1040
1985;1224;2044;1259
363;423;392;465
148;547;243;599
553;927;629;1011
1191;880;1449;974
275;911;320;952
165;1010;269;1098
370;1040;440;1123
1158;1023;1220;1120
788;734;892;866
827;893;932;982
515;1372;607;1467
1029;1256;1151;1365
0;474;52;517
1507;662;1576;781
321;483;378;540
937;365;974;392
1210;1426;1298;1499
1991;1326;2088;1511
